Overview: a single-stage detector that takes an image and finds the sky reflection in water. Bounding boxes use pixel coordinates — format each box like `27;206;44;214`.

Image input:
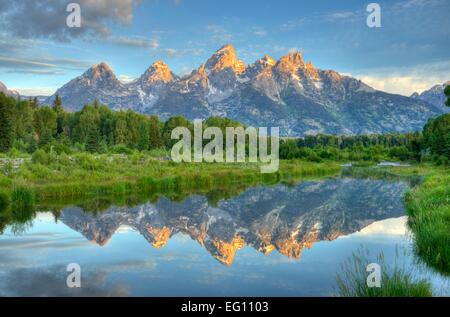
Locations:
0;178;448;296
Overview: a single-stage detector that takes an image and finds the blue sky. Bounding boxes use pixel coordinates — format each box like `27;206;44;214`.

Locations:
0;0;449;96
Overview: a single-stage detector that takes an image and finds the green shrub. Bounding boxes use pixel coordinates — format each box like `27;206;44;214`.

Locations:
74;153;102;170
59;153;72;166
109;144;133;154
32;149;49;165
434;155;449;166
388;146;413;161
12;139;29;153
42;141;73;155
1;161;13;176
30;163;52;179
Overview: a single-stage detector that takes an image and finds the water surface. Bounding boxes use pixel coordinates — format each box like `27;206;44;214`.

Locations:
0;177;448;296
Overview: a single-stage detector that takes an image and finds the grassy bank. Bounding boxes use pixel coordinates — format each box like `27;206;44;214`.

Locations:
404;167;450;275
336;250;432;297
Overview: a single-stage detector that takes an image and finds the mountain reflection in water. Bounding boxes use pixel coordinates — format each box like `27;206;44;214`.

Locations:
58;178;407;266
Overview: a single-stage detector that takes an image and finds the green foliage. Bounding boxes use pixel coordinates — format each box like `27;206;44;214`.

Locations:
148;115;163;149
204;116;243;132
279;132;421;163
33;106;57;146
405;171;450;274
73;153;102;170
52;94;63;113
162;115;192;148
85;126;101;153
0;93;15;152
32;149;49;165
109;144;133;154
422;113;450;160
0;94;444;176
137;120;150;151
10;186;35;213
336;249;432;297
445;85;450;107
388;146;414;161
0;191;10;212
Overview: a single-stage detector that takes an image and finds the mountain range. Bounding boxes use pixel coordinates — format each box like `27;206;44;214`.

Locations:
411;81;450;113
5;44;446;136
58;178;407;266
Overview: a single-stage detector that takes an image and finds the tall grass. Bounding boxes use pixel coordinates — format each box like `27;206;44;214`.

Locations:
0;191;10;212
10;186;35;212
404;171;450;275
336;249;432;297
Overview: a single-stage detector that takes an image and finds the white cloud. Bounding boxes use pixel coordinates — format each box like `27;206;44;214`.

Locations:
327;11;355;21
13;87;57;96
393;0;446;9
0;56;55;69
358;76;433;96
152;47;204;58
105;36;159;48
351;60;450;95
118;75;135;84
356;217;408;236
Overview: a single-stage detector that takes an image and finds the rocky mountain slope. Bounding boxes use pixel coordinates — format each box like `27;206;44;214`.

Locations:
45;44;444;136
0;81;19;98
411;81;449;112
59;178;407;266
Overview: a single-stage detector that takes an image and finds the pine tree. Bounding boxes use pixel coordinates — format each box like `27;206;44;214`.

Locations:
114;116;128;145
92;99;101;109
445;85;450;107
52;94;63;113
32;97;38;109
0;93;14;152
33;106;57;146
86;126;100;153
52;94;65;136
148;115;163;149
137;120;150;151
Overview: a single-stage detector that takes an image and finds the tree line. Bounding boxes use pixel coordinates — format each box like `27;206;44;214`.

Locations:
0;91;448;164
0;93;242;155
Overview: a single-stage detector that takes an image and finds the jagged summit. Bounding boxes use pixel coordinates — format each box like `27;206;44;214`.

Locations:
139;61;174;85
87;62;114;76
411;81;450;112
274;51;314;77
248;55;276;72
279;51;305;67
205;43;245;75
260;55;276;65
83;62;121;87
